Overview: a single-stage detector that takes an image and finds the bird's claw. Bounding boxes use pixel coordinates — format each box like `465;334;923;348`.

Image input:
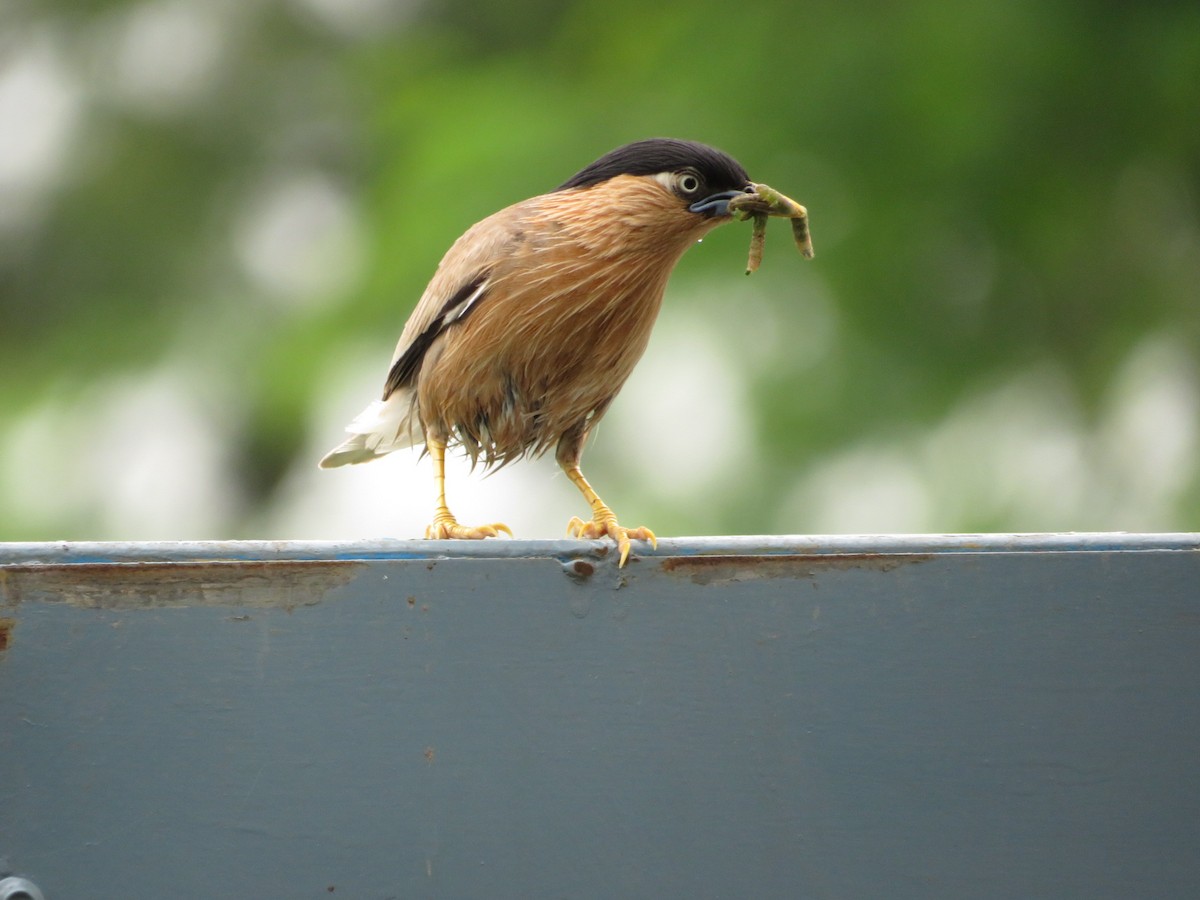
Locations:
425;512;512;541
566;513;657;567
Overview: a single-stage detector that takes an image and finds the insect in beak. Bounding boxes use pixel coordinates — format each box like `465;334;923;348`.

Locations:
726;183;814;273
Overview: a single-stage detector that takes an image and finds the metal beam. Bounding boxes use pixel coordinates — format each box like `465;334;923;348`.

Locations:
3;534;1198;898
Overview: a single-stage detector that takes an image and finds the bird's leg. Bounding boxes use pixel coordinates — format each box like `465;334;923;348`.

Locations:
562;465;658;566
557;430;656;567
423;433;512;541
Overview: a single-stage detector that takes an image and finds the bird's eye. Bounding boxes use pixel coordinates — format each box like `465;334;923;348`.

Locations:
677;172;701;194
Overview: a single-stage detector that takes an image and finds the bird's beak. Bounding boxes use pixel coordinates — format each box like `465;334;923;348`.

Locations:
688;188;751;218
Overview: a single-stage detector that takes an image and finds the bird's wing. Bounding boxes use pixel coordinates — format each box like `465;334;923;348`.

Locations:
319;199;540;468
383;272;489;397
382;200;533;400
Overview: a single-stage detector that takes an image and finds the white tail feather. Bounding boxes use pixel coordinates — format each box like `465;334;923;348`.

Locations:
318;390;423;468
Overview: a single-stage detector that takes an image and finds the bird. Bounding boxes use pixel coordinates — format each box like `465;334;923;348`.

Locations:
320;138;758;566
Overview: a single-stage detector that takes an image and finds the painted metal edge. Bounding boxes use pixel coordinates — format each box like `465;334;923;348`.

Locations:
0;533;1197;566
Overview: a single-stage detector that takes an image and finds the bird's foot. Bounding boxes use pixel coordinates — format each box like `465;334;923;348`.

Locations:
567;510;656;567
425;509;512;541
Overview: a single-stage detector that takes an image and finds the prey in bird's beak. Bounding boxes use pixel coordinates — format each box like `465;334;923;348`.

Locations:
725;182;814;274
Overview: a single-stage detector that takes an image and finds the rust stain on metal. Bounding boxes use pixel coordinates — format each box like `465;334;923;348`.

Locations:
660;553;933;586
562;558;596;582
0;616;14;651
0;559;364;610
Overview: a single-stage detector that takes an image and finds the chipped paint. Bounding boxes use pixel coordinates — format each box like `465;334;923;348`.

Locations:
660;553;933;586
562;558;596;582
0;559;363;610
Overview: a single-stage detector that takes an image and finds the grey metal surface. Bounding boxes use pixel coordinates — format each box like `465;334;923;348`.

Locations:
0;877;46;900
2;534;1198;899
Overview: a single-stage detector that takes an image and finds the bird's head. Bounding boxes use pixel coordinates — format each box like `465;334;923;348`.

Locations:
554;139;754;247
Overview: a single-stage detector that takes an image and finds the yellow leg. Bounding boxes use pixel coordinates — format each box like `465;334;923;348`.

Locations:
561;462;656;567
423;435;512;541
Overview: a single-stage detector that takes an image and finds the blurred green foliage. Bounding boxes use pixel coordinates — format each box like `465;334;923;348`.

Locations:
1;0;1198;540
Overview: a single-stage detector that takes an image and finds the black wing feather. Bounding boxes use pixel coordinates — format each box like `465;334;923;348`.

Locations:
383;272;490;399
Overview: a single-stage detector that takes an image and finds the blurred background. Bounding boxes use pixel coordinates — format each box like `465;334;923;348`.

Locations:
1;0;1197;542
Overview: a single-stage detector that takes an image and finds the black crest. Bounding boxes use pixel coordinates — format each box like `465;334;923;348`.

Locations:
557;138;750;193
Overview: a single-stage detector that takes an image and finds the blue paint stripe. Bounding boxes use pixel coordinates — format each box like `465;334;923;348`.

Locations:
0;534;1197;566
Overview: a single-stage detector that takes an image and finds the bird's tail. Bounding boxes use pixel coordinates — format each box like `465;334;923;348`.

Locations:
318;391;423;468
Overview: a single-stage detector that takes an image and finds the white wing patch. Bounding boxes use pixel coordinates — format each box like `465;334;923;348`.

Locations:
442;277;489;326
